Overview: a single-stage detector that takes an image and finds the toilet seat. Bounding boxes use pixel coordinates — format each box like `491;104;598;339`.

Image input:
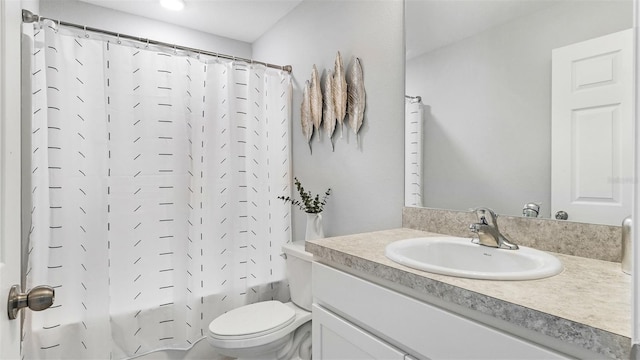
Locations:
209;301;296;340
208;301;312;351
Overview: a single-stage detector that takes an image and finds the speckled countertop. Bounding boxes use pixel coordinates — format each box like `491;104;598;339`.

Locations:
306;228;631;359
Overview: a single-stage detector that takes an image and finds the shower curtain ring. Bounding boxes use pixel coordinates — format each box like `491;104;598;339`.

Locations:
145;38;149;48
84;26;89;38
117;33;121;44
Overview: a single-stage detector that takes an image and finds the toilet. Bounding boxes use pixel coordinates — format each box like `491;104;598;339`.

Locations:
207;241;313;360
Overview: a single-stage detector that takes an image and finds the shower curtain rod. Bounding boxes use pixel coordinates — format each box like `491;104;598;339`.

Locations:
21;9;293;73
405;95;422;102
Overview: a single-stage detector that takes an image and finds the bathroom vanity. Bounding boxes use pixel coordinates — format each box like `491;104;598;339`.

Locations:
306;228;630;360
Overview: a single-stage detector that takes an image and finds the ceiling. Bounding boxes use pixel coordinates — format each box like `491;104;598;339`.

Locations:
78;0;303;43
78;0;562;57
405;0;561;60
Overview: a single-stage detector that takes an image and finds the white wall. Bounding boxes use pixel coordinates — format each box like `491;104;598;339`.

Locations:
406;0;632;218
39;0;251;58
253;0;405;241
634;0;640;347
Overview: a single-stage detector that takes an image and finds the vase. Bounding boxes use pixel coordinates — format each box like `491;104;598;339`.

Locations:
305;212;324;240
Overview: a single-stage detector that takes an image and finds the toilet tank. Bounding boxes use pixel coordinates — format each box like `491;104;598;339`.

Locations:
282;241;314;311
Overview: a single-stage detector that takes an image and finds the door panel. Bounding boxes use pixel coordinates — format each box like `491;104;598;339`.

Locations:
312;304;406;360
1;0;24;358
552;29;633;225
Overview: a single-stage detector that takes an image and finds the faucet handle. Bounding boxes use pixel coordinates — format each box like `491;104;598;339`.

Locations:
474;207;498;226
522;202;540;217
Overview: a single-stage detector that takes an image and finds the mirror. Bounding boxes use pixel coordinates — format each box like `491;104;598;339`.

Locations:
405;0;633;225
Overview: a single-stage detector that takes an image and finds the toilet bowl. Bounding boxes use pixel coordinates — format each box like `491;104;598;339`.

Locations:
207;241;313;360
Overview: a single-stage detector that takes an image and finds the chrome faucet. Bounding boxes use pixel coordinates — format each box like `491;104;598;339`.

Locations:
469;207;519;250
522;202;540;218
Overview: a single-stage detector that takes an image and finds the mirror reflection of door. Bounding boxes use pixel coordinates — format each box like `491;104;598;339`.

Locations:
551;29;633;226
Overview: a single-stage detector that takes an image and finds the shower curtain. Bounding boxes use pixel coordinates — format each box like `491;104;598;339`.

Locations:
23;21;292;359
405;97;423;207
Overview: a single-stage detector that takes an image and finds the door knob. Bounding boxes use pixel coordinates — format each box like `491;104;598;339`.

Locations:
7;284;55;320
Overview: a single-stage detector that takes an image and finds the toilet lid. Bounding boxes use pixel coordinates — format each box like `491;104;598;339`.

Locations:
209;301;295;339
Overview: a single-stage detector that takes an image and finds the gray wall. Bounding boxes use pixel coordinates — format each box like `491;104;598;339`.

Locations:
405;1;632;218
253;0;405;241
39;0;252;58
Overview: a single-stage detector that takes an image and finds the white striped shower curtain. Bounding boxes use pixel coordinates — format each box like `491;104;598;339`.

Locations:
405;98;423;207
23;20;292;359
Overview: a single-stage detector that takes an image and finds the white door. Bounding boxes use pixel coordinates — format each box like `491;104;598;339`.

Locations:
551;29;634;226
0;0;24;358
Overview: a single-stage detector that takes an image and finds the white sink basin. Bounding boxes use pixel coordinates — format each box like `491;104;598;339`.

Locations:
385;237;563;280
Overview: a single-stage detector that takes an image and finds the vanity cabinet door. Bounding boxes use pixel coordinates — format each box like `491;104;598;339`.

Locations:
312;304;407;360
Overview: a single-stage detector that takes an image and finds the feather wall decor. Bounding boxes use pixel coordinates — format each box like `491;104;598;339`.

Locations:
347;57;366;138
301;80;313;153
310;65;323;140
333;52;348;138
323;70;337;150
